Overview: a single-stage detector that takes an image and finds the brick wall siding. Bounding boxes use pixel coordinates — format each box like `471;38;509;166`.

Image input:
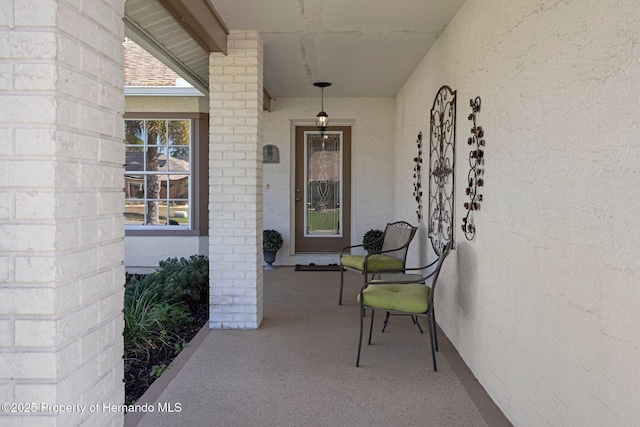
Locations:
209;31;264;329
0;1;125;425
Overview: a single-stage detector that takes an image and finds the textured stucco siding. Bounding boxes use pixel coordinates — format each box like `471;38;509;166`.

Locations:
395;0;640;425
125;95;209;113
124;236;208;274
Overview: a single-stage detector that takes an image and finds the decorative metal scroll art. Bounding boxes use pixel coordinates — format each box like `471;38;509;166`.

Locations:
428;85;456;255
462;97;485;240
412;132;423;222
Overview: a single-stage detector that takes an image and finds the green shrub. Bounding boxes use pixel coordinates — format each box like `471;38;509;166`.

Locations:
363;229;384;252
151;364;169;377
124;254;207;359
263;229;283;251
126;255;209;307
123;286;187;359
148;302;192;333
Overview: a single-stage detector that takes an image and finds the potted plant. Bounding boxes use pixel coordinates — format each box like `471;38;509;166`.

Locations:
362;229;384;254
263;229;284;270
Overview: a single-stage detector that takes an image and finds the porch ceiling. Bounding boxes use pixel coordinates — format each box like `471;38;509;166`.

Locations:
212;0;466;98
124;0;466;98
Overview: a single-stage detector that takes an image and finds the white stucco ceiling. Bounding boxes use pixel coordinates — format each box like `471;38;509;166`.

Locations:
211;0;466;97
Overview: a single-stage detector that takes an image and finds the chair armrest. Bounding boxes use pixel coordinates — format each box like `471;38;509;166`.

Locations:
371;258;438;278
340;243;365;257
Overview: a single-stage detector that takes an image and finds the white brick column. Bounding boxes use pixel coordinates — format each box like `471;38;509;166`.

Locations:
209;31;264;329
0;1;125;426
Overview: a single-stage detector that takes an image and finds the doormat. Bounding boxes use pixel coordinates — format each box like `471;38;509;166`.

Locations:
295;264;341;272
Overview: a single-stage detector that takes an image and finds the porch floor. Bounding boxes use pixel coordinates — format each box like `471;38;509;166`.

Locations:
127;267;511;427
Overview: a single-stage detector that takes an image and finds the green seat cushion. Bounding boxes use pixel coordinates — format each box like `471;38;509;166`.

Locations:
358;283;430;314
340;254;404;272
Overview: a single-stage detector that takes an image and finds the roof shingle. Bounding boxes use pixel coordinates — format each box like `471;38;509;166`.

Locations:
123;40;182;87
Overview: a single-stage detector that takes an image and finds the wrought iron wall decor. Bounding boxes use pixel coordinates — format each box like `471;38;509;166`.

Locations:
412;132;423;222
462;97;485;240
428;85;456;255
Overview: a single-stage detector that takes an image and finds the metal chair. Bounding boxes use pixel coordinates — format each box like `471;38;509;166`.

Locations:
356;241;452;371
338;221;417;305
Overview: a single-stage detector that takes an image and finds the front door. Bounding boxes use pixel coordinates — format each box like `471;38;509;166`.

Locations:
294;126;351;253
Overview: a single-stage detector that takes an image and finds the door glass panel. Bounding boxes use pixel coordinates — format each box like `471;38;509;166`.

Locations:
305;131;342;236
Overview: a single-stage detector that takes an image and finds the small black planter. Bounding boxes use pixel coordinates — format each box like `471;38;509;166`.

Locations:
263;250;278;270
263;229;283;270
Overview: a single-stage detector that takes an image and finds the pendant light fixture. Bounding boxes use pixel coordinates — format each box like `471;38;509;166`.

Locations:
313;82;331;133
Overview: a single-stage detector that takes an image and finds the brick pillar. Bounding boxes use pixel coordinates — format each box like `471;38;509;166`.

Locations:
209;31;264;329
0;1;125;426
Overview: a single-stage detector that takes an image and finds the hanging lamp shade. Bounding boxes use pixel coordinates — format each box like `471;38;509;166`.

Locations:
316;110;328;130
313;82;331;132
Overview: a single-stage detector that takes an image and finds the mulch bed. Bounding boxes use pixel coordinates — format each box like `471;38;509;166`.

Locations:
124;274;208;405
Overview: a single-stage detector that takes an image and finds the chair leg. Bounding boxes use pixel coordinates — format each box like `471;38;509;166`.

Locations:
367;309;375;345
427;310;438;371
356;304;365;367
339;267;345;305
381;311;390;332
361;275;369;317
413;316;424;334
433;308;439;352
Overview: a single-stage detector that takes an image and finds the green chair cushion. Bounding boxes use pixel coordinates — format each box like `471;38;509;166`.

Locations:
358;283;430;314
341;254;404;272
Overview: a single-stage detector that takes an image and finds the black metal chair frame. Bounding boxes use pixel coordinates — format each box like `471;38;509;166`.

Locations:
356;241;452;371
339;221;417;305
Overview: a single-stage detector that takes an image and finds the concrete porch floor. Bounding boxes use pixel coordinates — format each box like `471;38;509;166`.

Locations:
126;267;512;427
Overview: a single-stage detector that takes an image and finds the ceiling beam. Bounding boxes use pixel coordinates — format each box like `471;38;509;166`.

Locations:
156;0;229;55
263;89;272;112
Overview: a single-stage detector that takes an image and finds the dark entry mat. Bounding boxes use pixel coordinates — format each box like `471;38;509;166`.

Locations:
295;264;341;272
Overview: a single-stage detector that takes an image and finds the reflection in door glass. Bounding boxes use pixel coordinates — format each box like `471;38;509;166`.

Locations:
305;132;342;236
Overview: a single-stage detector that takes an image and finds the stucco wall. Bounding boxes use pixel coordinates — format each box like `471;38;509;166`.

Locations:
125;94;209;113
125;237;208;274
394;0;640;425
263;97;396;266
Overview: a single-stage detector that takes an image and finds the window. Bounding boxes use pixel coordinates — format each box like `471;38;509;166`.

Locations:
124;119;192;228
